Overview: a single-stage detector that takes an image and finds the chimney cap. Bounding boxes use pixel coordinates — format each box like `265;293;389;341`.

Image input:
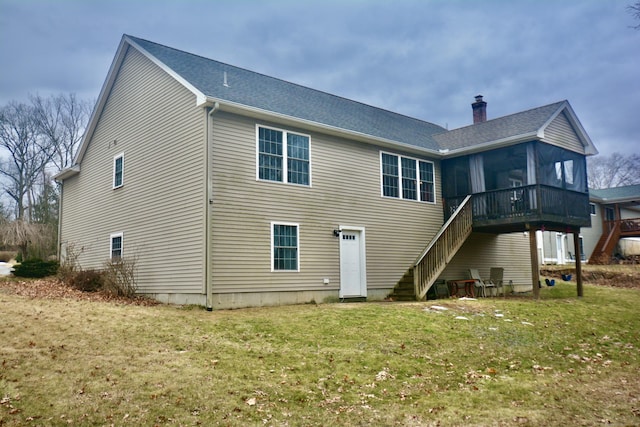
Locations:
474;95;484;102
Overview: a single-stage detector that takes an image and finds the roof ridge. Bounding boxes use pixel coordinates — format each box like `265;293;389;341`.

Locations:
437;100;567;135
125;34;445;131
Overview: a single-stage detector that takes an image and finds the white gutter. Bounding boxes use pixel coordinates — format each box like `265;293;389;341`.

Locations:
197;97;446;158
53;165;80;181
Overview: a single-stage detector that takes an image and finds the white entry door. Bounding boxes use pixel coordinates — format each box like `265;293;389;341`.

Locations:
556;234;565;264
339;227;367;298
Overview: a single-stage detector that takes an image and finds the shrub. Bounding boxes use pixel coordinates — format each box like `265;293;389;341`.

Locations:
13;259;59;278
69;269;104;292
58;242;84;285
0;251;16;262
102;257;138;297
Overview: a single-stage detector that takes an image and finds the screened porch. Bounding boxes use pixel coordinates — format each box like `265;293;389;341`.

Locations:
442;141;591;233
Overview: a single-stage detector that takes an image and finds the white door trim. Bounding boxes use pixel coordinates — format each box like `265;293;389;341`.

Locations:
339;225;367;298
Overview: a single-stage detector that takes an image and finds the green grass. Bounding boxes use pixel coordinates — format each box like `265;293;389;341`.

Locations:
1;280;639;426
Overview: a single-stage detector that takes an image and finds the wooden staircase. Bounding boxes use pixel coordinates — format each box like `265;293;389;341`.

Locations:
388;195;473;301
590;221;621;264
387;269;417;301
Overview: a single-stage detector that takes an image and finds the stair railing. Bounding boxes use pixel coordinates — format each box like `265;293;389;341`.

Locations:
414;194;473;299
591;221;621;264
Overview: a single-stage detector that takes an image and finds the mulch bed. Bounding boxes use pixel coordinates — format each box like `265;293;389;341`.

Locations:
541;268;640;290
2;269;638;306
0;278;159;306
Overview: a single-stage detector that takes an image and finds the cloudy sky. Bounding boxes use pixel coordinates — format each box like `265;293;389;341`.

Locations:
1;0;639;157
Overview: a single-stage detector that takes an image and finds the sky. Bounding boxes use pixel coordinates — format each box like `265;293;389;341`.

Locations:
1;0;639;158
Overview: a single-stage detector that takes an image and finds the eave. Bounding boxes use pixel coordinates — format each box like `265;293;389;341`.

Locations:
53;165;80;181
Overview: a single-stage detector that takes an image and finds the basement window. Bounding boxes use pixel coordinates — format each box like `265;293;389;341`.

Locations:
110;232;123;260
271;222;299;271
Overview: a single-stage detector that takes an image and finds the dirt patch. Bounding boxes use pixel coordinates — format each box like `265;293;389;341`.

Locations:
541;265;640;289
0;278;159;306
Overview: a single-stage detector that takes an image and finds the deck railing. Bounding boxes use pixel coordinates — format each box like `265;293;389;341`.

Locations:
413;195;473;300
617;218;640;234
444;185;590;225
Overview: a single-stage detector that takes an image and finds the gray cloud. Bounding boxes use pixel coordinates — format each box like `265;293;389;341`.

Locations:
1;0;638;157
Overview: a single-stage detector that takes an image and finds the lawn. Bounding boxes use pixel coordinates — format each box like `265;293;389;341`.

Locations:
1;278;639;426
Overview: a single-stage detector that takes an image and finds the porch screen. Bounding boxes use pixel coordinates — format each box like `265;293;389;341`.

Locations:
537;144;587;192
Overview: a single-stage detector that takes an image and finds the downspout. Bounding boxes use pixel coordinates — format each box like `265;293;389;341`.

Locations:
56;180;64;261
204;102;220;311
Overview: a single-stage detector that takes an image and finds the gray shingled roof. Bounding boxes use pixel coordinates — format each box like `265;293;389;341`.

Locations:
128;35;447;151
126;36;590;156
433;101;566;151
590;184;640;202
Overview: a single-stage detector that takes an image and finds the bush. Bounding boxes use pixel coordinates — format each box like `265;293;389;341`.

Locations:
13;259;59;278
102;257;138;297
69;269;104;292
58;242;84;285
0;251;16;262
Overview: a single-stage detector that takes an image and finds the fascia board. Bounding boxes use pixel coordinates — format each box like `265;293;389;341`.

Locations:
73;37;130;165
53;165;80;181
124;35;208;106
74;36;209;167
437;132;540;158
203;96;445;158
538;101;599;156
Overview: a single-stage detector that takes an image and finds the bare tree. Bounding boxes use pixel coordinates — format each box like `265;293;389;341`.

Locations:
0;219;55;260
0;101;56;220
30;93;92;172
629;1;640;29
588;152;640;189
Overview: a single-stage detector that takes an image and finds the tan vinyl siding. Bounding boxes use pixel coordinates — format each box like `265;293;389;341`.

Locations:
60;47;206;294
210;112;443;294
440;232;533;286
579;203;602;261
620;206;640;220
544;112;584;154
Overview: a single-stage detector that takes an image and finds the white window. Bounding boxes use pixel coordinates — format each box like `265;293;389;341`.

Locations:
113;153;124;189
110;232;123;260
271;222;299;272
589;203;596;216
257;126;310;186
381;152;435;203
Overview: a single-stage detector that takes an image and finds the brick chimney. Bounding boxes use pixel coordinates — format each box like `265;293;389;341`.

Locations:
472;95;487;124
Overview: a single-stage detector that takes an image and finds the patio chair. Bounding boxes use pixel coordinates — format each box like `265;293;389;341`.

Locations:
433;280;450;299
490;267;505;296
468;268;496;297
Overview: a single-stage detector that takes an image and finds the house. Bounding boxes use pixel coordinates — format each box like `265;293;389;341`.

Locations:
539;184;640;264
55;35;598;309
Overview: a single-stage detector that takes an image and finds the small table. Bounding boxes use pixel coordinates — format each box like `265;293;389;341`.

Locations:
447;279;477;298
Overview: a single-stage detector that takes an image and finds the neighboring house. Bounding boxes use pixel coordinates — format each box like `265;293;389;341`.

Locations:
539;184;640;264
55;35;598;309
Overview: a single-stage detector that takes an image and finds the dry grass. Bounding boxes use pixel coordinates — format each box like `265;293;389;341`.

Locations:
1;274;639;426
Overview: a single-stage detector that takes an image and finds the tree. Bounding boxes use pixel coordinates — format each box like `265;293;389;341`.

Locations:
587;152;640;189
0;101;55;220
0;94;91;259
30;93;92;171
629;1;640;29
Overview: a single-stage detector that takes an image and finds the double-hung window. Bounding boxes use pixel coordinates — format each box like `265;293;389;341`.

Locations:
381;152;435;203
271;222;299;271
110;232;123;260
258;126;310;186
113;153;124;189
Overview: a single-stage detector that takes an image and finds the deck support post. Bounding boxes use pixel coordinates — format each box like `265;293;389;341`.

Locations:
529;225;540;299
573;231;583;298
